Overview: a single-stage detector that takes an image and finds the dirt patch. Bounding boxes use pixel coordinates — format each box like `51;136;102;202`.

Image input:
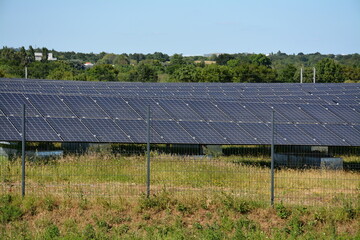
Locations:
248;208;286;233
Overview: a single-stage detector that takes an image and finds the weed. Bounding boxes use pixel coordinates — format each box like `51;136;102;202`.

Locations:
0;195;23;223
313;207;329;225
235;217;258;232
97;219;111;230
115;224;130;235
63;218;78;235
342;201;357;220
138;190;173;211
287;215;304;237
79;196;89;210
177;203;192;215
42;195;58;211
43;223;60;239
83;224;96;240
193;222;203;230
275;202;291;219
22;196;37;216
202;222;224;240
109;215;131;224
142;213;151;220
221;193;252;214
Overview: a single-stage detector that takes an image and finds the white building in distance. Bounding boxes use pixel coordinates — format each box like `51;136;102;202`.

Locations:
34;52;57;61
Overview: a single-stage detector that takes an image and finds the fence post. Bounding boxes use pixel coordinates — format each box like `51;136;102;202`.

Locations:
146;105;151;198
21;104;26;197
270;110;275;206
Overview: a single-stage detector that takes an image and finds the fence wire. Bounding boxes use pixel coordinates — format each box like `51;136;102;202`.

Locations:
1;120;360;206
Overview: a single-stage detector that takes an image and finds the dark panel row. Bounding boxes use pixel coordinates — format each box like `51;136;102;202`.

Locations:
1;115;359;146
1;92;359;125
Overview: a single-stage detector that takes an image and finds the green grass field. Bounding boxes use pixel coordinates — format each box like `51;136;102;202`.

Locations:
1;153;359;204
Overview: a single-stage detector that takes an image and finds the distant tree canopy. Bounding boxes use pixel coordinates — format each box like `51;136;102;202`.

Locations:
316;58;344;83
0;46;359;83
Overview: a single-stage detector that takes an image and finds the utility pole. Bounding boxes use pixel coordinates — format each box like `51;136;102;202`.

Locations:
313;67;316;83
300;68;303;83
25;66;28;79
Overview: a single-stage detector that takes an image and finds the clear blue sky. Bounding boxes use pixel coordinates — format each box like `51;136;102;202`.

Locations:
0;0;359;55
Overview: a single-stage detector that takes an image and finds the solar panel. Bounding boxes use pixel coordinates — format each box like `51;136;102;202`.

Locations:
25;94;75;118
241;103;289;123
324;124;360;146
1;78;359;146
179;121;229;144
237;123;272;144
0;93;41;117
151;120;198;144
9;116;62;142
124;98;173;120
81;118;131;143
61;95;109;119
185;100;232;122
209;122;259;144
46;118;98;142
296;124;349;146
92;96;142;120
299;105;345;124
157;99;204;121
214;101;261;123
115;119;165;143
0;116;21;141
326;105;360;124
270;104;317;123
275;124;319;145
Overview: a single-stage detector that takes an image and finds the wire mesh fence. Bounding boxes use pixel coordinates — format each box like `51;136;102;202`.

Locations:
1;141;359;206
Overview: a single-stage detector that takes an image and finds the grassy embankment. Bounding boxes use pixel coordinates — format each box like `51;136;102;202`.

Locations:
0;190;359;239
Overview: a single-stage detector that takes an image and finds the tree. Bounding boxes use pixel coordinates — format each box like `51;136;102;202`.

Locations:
42;47;49;62
170;54;185;65
97;53;117;64
147;52;170;62
28;45;35;62
113;54;130;65
215;54;235;65
48;69;74;80
343;65;360;82
226;59;241;68
232;64;276;83
18;46;27;66
198;65;232;82
250;54;272;67
28;61;57;79
129;53;146;63
171;65;199;82
316;58;344;83
86;64;119;81
128;63;158;82
277;64;297;82
47;61;75;80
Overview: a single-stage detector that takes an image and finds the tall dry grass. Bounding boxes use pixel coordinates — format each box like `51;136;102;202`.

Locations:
0;153;359;205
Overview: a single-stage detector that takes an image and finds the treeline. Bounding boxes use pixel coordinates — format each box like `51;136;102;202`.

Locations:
0;46;359;83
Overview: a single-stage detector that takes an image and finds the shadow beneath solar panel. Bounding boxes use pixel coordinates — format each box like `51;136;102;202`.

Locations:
232;159;271;168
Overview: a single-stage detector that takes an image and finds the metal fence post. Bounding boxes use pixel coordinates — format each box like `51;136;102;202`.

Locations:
270;110;275;206
146;105;151;198
21;104;26;197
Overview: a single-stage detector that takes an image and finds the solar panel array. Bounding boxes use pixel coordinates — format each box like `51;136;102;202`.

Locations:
0;78;359;146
